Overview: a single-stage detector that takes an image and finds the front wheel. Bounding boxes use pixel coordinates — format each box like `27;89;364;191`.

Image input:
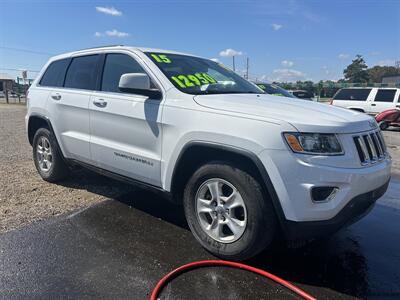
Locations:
183;162;277;261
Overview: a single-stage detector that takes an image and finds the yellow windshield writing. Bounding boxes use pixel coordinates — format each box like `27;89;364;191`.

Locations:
150;54;171;63
171;73;217;88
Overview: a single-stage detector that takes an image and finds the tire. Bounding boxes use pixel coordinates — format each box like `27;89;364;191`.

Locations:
183;161;277;261
379;121;389;131
32;128;69;182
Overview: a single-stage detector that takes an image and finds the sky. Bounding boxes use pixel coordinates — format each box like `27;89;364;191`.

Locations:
0;0;399;82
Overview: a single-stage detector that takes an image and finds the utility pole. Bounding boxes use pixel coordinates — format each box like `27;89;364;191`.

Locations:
232;56;236;71
246;57;249;79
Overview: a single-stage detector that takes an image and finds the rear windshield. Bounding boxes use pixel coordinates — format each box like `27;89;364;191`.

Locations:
333;88;372;101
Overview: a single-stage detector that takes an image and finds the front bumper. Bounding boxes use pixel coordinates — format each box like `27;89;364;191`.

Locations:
283;179;389;240
258;149;391;222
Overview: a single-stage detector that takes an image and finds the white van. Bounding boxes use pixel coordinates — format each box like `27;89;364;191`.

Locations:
331;87;400;115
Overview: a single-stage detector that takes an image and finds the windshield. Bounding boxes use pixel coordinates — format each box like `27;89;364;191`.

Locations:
145;52;264;95
255;83;295;98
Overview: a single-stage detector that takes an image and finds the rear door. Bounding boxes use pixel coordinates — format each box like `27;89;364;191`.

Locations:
89;52;163;186
369;89;398;114
47;54;101;163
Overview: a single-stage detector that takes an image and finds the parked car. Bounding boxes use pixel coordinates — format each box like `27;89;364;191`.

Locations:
253;82;296;98
331;87;400;115
375;108;400;130
26;46;391;260
288;90;314;100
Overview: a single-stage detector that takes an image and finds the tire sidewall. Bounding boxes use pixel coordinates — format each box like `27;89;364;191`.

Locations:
184;163;275;260
32;128;61;180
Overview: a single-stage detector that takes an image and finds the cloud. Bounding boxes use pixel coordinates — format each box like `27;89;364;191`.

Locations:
95;29;130;38
271;68;306;82
271;23;283;31
376;59;395;66
338;53;350;59
210;58;220;62
281;60;294;67
96;6;122;16
219;48;243;57
105;29;130;37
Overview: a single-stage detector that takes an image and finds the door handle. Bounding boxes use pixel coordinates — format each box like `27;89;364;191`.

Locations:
51;93;61;101
371;103;376;106
93;98;107;108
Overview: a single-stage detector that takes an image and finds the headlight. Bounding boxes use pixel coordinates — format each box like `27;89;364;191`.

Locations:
284;132;344;155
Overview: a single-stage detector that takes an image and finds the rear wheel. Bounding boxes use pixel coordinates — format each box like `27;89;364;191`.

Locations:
33;128;69;182
183;162;277;261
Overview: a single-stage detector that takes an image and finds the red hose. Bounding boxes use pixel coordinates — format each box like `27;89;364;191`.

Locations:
151;260;316;300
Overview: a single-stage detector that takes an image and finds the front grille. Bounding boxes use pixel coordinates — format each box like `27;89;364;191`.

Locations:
353;130;387;165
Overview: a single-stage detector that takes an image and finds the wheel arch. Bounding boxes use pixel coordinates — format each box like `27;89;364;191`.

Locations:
27;114;64;155
28;113;69;167
170;141;287;230
27;114;53;145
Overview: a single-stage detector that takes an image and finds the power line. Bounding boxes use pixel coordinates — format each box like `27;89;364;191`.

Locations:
0;46;54;56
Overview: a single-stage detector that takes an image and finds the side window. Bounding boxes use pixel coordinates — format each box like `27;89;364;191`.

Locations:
374;89;396;102
333;88;372;101
101;54;146;93
39;58;70;87
64;55;99;90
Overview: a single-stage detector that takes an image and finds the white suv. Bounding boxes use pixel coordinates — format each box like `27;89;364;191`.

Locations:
331;87;400;114
26;46;391;260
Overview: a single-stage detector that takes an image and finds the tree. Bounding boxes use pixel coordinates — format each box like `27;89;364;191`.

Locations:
343;55;370;83
367;65;400;83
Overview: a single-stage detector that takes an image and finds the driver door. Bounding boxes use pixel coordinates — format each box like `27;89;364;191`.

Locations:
89;52;163;186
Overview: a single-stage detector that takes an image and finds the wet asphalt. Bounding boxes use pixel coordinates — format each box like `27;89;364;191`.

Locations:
0;179;399;300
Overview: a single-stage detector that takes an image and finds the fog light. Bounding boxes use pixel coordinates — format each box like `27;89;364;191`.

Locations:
311;186;338;202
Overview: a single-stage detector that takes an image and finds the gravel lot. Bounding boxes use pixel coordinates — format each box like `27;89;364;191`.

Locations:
0;104;134;233
1;104;399;233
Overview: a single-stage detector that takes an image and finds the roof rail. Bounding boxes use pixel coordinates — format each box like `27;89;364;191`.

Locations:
75;45;124;52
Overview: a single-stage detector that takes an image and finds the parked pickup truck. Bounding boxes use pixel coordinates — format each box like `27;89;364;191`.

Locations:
26;46;391;260
331;87;400;114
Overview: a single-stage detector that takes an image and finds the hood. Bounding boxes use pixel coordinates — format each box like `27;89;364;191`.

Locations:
193;93;376;133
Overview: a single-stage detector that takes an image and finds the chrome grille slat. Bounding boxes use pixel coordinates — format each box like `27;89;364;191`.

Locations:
371;133;383;158
377;131;387;153
358;136;371;163
353;130;387;165
366;135;378;161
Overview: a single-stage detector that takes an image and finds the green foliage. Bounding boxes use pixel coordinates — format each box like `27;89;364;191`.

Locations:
367;65;400;83
343;55;370;83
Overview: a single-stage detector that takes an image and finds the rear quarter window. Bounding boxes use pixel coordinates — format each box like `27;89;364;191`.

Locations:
333;88;372;101
39;58;70;87
374;89;396;102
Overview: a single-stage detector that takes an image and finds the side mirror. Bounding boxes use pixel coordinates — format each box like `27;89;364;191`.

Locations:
118;73;162;99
